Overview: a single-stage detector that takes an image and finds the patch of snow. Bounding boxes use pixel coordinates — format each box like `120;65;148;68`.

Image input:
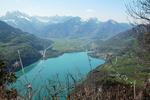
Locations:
18;15;31;21
109;20;118;24
3;19;17;25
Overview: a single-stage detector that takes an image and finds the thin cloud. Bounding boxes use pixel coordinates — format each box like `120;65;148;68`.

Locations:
86;9;95;13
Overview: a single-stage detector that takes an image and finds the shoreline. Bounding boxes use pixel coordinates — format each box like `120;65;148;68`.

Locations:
16;51;105;77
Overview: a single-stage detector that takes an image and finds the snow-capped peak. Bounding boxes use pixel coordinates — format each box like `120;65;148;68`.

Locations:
107;20;118;24
18;15;31;21
4;11;32;22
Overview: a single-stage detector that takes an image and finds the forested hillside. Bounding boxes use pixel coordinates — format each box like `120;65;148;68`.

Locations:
0;21;52;71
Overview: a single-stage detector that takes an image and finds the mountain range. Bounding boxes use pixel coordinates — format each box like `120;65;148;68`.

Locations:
0;11;135;71
0;11;132;39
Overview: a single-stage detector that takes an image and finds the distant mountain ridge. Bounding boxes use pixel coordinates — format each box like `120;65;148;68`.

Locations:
0;11;132;40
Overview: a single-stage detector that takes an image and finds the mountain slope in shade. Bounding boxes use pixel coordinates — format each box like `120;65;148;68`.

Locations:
0;11;131;40
0;21;52;71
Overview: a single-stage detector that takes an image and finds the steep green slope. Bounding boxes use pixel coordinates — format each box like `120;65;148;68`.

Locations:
0;21;52;71
92;25;150;84
71;25;150;99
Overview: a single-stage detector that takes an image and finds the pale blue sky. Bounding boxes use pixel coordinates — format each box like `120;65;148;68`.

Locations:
0;0;131;22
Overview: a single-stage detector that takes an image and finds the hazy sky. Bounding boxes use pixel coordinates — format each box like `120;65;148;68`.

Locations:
0;0;131;22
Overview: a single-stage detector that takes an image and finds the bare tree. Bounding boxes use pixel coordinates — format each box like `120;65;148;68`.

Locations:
126;0;150;24
126;0;150;52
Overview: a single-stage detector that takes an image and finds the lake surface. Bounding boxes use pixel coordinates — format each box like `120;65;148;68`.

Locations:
14;52;104;99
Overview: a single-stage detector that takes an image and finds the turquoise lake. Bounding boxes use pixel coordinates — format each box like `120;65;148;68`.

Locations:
14;52;104;99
